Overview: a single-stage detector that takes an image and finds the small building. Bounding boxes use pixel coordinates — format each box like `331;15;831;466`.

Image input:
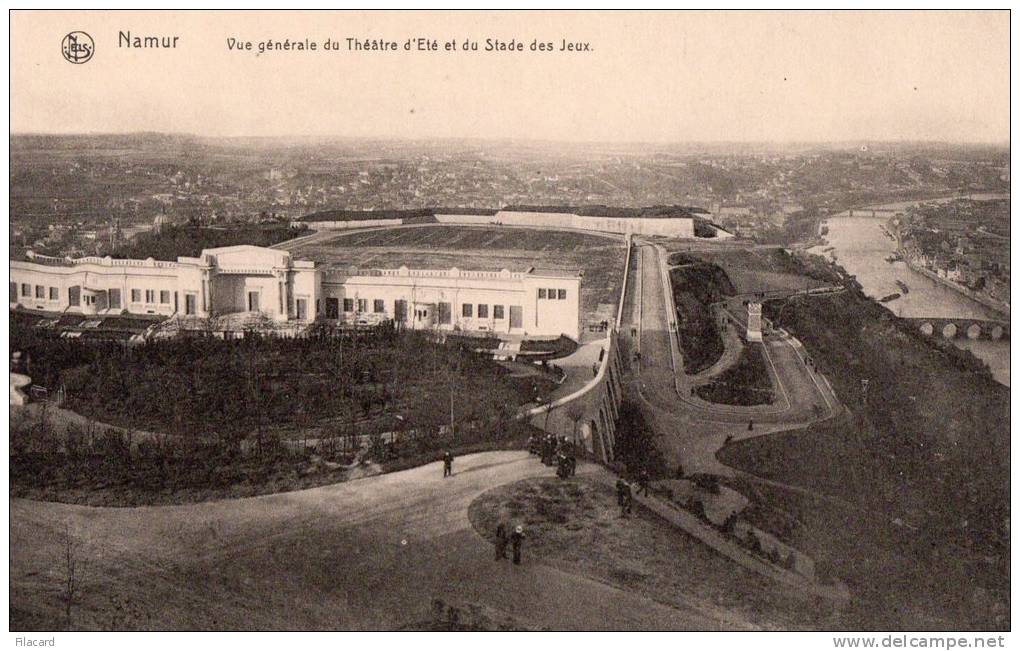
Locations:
746;302;763;342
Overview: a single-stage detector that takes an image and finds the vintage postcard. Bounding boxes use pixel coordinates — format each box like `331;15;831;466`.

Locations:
7;9;1011;641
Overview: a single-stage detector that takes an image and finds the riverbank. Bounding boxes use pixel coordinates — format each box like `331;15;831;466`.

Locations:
903;257;1010;319
812;210;1009;385
887;215;1010;319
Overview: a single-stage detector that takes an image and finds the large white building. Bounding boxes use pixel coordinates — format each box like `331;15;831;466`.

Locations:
321;266;580;339
10;246;582;340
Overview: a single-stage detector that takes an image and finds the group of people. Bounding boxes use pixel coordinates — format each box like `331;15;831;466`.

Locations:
528;433;577;479
493;521;526;564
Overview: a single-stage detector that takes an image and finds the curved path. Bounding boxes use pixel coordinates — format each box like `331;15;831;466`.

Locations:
619;241;840;477
10;452;742;630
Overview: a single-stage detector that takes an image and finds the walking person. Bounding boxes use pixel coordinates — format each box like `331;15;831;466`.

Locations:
494;521;509;561
637;469;650;497
443;451;454;478
620;481;633;517
615;477;627;506
511;525;525;565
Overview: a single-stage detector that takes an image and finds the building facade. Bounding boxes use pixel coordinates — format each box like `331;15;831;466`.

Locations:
320;266;581;340
10;245;319;323
10;246;581;340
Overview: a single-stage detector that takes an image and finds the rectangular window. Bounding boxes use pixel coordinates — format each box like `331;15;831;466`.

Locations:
131;289;142;303
394;299;408;322
296;298;308;320
547;288;557;299
49;287;59;301
493;304;505;320
373;299;385;313
159;290;171;304
357;298;367;313
247;291;260;312
68;286;80;307
341;298;353;312
21;283;30;297
9;283;17;303
558;289;567;300
478;304;488;319
326;297;340;319
462;303;473;318
35;285;45;299
438;302;452;325
538;288;547;299
145;289;156;304
185;293;197;315
109;288;121;309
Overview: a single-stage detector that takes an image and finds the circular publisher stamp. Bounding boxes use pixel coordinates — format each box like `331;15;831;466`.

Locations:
61;31;94;64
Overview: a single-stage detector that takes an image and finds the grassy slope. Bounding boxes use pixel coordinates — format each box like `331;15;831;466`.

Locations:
695;343;774;406
467;477;831;630
717;288;1009;629
670;263;735;374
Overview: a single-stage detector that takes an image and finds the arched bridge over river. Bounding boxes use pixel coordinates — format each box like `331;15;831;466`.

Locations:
905;317;1009;341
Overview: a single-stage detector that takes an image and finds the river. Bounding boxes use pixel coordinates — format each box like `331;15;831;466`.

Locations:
811;203;1010;387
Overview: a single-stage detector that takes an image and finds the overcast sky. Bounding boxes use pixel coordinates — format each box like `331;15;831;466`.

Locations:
10;10;1010;143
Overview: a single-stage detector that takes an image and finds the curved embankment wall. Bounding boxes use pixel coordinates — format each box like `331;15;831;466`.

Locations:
295;218;404;230
521;236;633;463
298;211;696;238
436;211;694;238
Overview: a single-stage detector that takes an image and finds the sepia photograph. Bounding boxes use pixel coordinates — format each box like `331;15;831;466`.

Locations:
6;8;1012;641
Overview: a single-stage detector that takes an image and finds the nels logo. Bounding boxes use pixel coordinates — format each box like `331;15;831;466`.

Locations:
61;31;94;64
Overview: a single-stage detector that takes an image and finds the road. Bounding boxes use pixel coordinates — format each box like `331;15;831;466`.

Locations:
10;452;738;631
618;242;839;477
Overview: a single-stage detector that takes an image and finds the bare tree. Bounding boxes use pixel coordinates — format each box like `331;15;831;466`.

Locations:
565;402;585;448
59;522;90;628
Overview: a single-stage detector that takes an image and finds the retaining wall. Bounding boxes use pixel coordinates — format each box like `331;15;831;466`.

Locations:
524;330;625;463
293;219;404;230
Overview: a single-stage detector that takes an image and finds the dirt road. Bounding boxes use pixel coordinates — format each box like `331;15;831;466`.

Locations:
11;451;733;631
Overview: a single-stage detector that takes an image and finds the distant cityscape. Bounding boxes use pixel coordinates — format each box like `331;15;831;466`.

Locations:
9;135;1010;259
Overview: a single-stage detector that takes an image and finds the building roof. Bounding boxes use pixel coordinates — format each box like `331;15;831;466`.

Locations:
322;265;581;281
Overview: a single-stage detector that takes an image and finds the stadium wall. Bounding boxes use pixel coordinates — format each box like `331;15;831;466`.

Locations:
433;214;499;225
300;211;696;238
293;218;403;230
439;210;695;238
